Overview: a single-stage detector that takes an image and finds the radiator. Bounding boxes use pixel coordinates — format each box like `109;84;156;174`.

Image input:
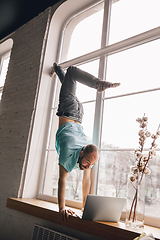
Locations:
32;224;79;240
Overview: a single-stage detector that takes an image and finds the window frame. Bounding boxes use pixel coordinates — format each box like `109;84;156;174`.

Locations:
0;51;11;99
19;0;160;228
42;3;160;225
0;38;13;100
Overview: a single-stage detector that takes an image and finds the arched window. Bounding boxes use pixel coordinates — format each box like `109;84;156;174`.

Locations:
41;1;105;202
0;39;13;100
22;0;160;227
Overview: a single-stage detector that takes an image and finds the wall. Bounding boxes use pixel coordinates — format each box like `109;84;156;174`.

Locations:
0;6;50;239
0;1;103;239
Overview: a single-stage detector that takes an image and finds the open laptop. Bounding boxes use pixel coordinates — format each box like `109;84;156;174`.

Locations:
81;194;126;222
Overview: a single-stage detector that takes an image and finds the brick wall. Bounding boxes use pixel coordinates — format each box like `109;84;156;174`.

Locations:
0;8;51;239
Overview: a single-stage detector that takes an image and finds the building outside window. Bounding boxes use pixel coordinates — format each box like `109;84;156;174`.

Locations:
37;0;160;226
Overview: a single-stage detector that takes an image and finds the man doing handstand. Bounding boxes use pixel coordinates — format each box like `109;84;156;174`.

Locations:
50;63;120;220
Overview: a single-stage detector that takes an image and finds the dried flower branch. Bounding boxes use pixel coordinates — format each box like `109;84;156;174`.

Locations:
128;114;160;222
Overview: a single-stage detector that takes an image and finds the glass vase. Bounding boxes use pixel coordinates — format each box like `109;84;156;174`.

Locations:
125;170;145;228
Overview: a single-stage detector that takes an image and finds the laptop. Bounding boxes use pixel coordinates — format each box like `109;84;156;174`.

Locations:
81;194;126;222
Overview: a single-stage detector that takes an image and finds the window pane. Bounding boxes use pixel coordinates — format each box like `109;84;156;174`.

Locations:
97;150;134;197
145;152;160;218
43;150;58;196
101;91;160;149
65;168;83;202
0;56;10;87
65;5;104;61
82;101;96;142
105;39;160;98
97;150;160;219
77;60;99;103
48;109;59;150
43;149;83;202
109;0;160;44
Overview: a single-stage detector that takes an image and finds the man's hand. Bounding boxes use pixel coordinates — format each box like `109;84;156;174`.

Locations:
60;208;79;221
49;62;57;77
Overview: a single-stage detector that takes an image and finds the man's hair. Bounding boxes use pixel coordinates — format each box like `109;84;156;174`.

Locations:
83;144;99;157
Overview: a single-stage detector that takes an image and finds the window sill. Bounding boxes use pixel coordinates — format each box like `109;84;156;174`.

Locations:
6;198;160;240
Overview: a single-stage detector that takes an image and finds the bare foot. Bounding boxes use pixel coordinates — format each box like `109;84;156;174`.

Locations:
109;82;121;88
97;80;121;92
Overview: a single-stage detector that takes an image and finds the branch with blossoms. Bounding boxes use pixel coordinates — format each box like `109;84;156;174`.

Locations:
128;115;160;222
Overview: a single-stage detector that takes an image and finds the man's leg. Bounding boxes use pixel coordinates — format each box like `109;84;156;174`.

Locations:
55;65;83;123
65;66;98;90
58;65;101;98
52;64;78;98
52;64;120;123
62;66;121;93
53;63;65;84
53;65;120;94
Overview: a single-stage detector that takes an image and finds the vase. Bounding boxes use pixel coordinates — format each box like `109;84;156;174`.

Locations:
125;169;145;228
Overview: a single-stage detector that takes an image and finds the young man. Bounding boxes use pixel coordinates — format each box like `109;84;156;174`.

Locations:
50;63;120;220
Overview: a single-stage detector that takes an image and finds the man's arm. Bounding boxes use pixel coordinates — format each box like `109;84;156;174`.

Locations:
58;164;77;220
58;165;68;214
82;168;91;208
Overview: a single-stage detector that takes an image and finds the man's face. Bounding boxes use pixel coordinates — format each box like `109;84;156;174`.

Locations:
78;151;98;170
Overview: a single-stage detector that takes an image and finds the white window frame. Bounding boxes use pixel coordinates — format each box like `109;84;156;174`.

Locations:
0;38;13;99
19;0;160;227
18;0;103;201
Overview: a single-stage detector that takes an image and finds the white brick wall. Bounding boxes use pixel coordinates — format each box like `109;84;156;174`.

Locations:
0;8;51;240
